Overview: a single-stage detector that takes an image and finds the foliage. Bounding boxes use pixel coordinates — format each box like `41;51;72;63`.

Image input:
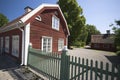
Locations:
78;26;88;43
0;13;8;27
58;0;86;47
73;41;81;47
115;28;120;49
85;24;101;45
74;26;88;47
72;41;85;48
116;51;120;56
110;20;120;53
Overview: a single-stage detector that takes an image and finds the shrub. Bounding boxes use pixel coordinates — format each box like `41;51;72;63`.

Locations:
116;51;120;56
81;42;85;47
73;41;81;47
73;41;85;48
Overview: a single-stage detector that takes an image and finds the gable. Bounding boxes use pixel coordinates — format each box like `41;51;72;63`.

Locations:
30;8;69;36
20;4;70;35
35;8;67;31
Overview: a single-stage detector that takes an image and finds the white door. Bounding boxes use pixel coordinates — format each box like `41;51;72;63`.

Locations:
5;36;9;53
12;35;19;57
0;37;3;54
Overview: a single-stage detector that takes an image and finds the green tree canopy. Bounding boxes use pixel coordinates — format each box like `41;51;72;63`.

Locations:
111;20;120;51
58;0;86;47
0;13;9;27
86;24;101;45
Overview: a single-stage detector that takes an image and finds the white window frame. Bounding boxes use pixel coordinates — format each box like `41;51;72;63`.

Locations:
52;15;60;31
5;36;9;53
41;36;52;52
58;38;64;51
12;35;19;57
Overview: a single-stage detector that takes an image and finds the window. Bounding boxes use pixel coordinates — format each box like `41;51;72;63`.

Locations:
5;36;9;53
58;38;64;51
35;15;42;21
42;36;52;52
52;15;59;30
12;35;19;57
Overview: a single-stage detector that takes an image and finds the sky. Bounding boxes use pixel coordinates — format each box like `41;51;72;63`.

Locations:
0;0;120;34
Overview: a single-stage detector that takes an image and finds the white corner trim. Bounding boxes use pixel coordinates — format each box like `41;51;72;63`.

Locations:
24;23;30;65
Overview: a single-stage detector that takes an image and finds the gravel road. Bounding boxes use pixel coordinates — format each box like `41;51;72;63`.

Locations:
68;48;120;64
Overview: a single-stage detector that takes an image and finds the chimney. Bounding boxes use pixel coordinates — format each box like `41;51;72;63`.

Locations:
24;6;33;13
106;30;110;34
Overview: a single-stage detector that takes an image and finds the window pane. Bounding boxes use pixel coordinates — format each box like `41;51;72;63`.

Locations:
52;16;59;30
42;37;52;52
58;39;64;51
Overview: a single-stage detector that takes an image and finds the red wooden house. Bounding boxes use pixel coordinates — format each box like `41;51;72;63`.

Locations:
0;4;70;65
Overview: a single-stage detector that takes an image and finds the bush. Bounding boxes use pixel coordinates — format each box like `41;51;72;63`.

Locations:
73;41;81;47
116;51;120;56
116;46;120;50
73;41;85;48
81;42;85;47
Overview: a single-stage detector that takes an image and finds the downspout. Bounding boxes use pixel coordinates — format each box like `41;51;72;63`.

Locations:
18;27;25;65
16;21;25;65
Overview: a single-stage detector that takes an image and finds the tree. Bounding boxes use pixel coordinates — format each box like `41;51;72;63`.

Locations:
86;24;101;45
58;0;86;47
111;20;120;51
0;13;9;27
77;26;88;47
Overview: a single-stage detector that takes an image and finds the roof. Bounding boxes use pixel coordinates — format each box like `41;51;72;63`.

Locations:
91;34;115;44
0;13;29;33
0;4;70;35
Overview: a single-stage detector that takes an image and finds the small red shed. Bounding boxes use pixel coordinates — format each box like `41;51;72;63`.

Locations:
0;4;70;65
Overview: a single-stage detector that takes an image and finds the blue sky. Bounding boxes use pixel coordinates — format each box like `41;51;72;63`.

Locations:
0;0;120;33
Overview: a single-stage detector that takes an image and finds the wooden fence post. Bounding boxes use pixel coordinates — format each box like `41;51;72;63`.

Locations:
60;49;69;80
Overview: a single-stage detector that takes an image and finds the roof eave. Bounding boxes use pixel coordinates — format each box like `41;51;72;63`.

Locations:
0;20;25;33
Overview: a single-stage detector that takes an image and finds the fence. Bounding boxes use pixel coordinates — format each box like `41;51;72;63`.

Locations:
28;47;120;80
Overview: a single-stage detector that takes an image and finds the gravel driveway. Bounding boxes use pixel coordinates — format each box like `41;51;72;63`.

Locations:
68;48;120;64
